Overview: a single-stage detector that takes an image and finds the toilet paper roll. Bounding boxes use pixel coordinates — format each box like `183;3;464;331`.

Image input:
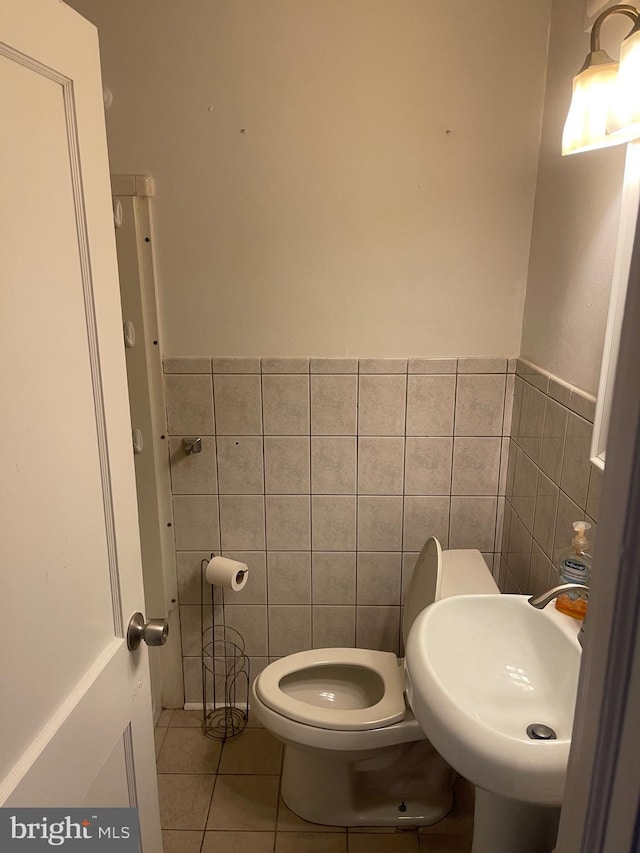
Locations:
205;556;249;592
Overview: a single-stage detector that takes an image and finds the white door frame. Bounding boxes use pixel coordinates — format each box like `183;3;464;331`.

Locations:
557;200;640;850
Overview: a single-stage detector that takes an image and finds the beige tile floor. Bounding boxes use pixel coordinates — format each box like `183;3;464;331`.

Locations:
155;710;473;853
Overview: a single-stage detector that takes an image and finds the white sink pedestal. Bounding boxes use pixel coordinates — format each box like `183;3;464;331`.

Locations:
471;788;560;853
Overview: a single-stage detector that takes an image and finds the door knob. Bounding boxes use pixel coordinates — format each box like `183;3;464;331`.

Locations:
127;612;169;650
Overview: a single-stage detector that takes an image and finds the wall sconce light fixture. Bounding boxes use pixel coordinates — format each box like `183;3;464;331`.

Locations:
563;3;640;155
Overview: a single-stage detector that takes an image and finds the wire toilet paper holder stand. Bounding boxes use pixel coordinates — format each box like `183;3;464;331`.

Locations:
200;556;250;741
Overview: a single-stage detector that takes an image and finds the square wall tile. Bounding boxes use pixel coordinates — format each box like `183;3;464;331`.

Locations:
358;437;405;495
586;465;602;522
511;446;538;532
179;604;211;656
533;473;559;559
311;437;357;494
356;552;401;605
356;606;400;654
454;374;505;436
357;496;403;551
401;552;420;604
560;412;592;509
221;550;267;604
223;604;269;656
217;436;264;494
358;375;407;435
264;436;310;494
404;437;452;495
516;383;546;464
266;495;311;550
539;398;568;484
312;552;356;604
269;605;311;656
503;374;515;435
165;374;214;435
176;550;212;605
498;437;510;495
173;495;220;551
214;375;262;435
310;375;358;435
529;541;554;595
402;496;450;551
262;374;309;435
267;551;311;604
312;496;357;550
451;437;500;496
505;509;532;591
406;375;455;436
449;497;497;551
219;495;265;550
553;490;584;564
169;437;217;494
312;606;356;648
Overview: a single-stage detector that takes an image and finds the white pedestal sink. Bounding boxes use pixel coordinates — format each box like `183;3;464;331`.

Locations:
405;594;582;853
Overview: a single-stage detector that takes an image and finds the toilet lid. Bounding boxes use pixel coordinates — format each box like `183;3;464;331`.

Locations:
255;648;406;731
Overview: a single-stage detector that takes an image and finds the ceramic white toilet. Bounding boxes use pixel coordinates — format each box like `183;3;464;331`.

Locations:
250;536;499;827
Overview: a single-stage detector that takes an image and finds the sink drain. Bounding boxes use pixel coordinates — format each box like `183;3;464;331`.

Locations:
527;723;557;740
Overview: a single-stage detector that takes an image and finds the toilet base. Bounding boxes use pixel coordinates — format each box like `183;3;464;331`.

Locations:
281;739;455;827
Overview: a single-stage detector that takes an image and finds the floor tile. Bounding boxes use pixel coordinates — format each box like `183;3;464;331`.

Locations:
158;774;215;830
155;727;168;758
207;775;280;831
218;729;283;774
157;727;223;774
202;830;275;852
157;709;173;727
161;830;204;853
275;832;347;852
418;836;472;852
170;710;204;727
277;798;345;833
348;832;419;851
347;826;397;833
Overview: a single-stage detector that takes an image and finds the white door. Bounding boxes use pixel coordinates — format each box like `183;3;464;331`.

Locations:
0;1;162;849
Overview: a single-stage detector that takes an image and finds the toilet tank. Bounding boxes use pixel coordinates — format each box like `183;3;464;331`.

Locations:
401;538;498;648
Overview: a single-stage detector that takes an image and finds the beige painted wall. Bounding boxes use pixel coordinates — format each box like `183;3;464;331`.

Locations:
68;0;551;358
521;0;627;394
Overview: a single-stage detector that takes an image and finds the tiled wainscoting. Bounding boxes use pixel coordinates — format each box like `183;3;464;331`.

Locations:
499;359;601;595
163;356;515;704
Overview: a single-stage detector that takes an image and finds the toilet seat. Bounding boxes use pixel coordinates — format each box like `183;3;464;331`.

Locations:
255;647;406;731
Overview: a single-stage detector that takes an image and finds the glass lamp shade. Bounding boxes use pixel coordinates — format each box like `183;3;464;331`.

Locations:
562;53;621;155
607;27;640;144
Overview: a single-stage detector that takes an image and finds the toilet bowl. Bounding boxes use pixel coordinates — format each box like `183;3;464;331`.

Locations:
250;536;499;827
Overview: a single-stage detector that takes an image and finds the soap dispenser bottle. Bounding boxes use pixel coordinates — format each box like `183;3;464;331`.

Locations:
555;520;592;619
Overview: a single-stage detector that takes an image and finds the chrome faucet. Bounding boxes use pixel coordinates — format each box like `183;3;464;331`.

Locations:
528;583;589;647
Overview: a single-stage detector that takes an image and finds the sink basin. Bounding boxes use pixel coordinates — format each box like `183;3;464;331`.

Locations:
405;594;582;806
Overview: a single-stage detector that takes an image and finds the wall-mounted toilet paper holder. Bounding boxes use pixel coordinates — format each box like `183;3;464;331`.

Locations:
182;436;202;455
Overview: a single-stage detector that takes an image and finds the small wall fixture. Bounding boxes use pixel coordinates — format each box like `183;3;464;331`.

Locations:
563;3;640;155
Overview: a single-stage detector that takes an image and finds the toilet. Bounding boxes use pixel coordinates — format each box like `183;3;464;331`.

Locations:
250;536;499;827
